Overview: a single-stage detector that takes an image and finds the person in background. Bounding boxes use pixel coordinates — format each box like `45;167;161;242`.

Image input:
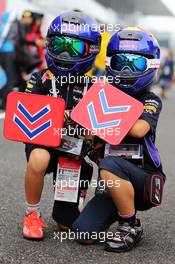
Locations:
27;12;46;71
0;11;25;109
159;50;174;98
15;10;42;77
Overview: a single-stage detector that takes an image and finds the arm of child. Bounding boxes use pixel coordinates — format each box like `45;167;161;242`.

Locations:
128;119;150;138
128;93;162;139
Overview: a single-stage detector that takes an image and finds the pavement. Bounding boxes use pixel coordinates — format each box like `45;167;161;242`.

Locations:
0;89;175;264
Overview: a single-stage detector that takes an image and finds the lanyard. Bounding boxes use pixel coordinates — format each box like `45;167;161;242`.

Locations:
51;76;70;107
51;76;58;98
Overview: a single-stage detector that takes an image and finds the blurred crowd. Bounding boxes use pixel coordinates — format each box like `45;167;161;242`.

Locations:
0;10;45;109
158;49;174;98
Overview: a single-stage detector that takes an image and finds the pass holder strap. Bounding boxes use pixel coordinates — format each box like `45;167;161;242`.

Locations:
105;144;144;166
56;135;83;156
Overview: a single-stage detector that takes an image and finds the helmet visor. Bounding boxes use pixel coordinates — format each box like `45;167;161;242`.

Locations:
109;54;159;73
48;36;89;59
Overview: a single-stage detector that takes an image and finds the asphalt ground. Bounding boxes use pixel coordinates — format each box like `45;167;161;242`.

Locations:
0;88;175;264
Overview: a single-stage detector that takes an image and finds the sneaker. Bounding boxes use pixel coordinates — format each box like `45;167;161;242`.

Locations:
23;211;48;240
105;219;143;253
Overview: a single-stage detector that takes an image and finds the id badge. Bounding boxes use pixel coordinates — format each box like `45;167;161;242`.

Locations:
54;157;81;203
56;135;83;156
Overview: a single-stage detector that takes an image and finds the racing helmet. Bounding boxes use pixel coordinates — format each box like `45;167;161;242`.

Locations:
106;27;160;94
45;11;101;76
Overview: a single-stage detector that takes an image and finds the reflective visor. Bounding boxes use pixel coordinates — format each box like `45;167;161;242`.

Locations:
48;36;89;58
108;53;160;73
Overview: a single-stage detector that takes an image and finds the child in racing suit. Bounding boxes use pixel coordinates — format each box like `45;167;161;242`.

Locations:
23;11;101;240
73;27;166;253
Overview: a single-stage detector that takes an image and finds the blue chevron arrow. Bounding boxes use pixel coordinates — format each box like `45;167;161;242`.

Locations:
13;114;52;140
87;102;121;129
99;89;131;114
17;101;51;124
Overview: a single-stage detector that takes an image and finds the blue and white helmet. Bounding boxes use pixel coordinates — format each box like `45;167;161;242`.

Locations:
106;27;160;94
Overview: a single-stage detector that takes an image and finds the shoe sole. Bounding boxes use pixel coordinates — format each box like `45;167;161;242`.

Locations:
105;230;143;253
23;235;44;241
57;224;70;231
